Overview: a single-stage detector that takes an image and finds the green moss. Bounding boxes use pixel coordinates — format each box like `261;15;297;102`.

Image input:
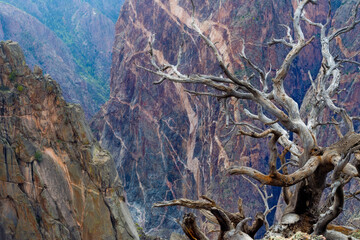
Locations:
9;70;17;82
135;222;145;238
34;151;43;162
16;85;24;92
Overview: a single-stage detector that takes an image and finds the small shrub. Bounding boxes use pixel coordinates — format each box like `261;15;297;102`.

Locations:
16;85;24;92
9;71;17;82
46;85;54;93
135;223;144;237
34;151;43;162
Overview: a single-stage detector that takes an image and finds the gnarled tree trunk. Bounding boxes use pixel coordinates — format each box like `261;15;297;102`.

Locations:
142;0;360;238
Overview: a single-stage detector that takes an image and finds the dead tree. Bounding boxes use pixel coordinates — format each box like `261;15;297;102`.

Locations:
140;0;360;238
154;196;264;239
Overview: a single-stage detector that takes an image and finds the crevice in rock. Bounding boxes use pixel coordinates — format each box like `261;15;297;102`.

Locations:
3;143;9;182
31;161;34;184
105;200;119;237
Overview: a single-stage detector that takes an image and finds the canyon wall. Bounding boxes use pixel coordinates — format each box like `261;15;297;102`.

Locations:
0;40;139;240
0;0;124;117
92;0;360;238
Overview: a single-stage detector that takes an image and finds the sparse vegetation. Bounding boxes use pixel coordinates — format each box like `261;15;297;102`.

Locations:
135;223;162;240
46;85;54;93
9;70;17;82
16;84;24;92
34;151;43;162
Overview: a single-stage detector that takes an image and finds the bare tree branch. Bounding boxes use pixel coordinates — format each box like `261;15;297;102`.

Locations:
313;181;344;235
153;197;243;229
242;176;275;230
180;213;209;240
238;128;281;139
229;156;320;187
143;0;360;237
345;189;360;200
305;0;360;135
242;213;265;238
328;1;360;41
184;89;230;98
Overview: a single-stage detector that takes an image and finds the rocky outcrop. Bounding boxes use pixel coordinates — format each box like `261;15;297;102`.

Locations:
92;0;360;238
0;0;123;117
0;40;139;240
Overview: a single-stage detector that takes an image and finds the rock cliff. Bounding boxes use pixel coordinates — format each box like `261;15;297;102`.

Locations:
0;0;123;117
0;40;139;240
91;0;360;238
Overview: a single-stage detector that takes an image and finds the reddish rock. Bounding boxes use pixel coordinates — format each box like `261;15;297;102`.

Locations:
0;1;120;118
0;40;139;240
92;0;360;238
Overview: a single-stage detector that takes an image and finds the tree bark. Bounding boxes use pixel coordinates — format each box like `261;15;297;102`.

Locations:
180;213;209;240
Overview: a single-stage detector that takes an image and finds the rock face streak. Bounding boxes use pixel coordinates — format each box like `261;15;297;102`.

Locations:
92;0;360;237
0;41;139;240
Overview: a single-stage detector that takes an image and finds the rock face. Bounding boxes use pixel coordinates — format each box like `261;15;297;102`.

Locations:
0;40;139;240
91;0;360;238
0;0;124;117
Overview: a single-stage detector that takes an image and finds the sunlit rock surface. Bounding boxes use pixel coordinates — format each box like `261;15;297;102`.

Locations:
0;40;139;240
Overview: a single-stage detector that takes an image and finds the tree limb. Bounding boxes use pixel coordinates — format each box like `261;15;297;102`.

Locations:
180;213;209;240
313;181;344;235
229;156;321;187
242;176;274;230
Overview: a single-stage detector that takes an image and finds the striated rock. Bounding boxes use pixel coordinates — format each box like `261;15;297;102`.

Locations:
92;0;291;237
92;0;360;238
0;40;139;240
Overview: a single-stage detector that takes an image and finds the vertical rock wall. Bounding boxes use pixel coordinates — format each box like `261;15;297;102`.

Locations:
0;0;123;117
0;40;139;240
92;0;360;238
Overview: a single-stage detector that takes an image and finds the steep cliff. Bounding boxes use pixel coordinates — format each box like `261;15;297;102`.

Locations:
0;0;123;117
0;40;139;240
91;0;360;238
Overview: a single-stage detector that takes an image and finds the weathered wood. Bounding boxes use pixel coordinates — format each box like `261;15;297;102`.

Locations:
180;213;209;240
146;0;360;237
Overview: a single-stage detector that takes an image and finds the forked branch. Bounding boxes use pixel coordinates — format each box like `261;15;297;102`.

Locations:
142;0;360;237
153;196;264;238
229;156;320;187
180;213;209;240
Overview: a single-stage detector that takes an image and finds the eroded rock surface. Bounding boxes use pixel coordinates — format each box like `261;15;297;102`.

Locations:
91;0;360;238
0;40;139;240
0;1;123;117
